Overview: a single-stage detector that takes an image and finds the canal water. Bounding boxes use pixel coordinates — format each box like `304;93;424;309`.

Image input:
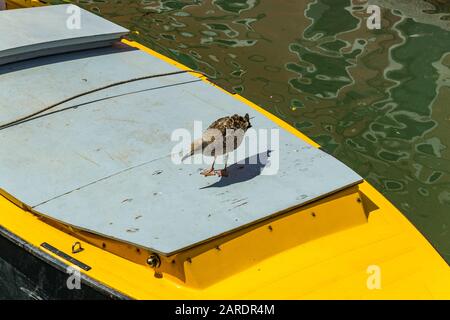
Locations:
2;0;450;298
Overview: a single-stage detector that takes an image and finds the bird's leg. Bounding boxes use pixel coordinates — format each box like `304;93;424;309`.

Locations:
217;154;229;177
201;157;216;176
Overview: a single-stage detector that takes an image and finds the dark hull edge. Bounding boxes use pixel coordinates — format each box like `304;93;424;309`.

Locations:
0;225;131;300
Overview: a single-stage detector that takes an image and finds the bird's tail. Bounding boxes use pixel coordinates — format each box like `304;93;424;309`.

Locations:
181;150;194;162
181;138;203;161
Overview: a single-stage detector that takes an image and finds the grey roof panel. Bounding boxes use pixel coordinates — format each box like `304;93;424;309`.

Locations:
0;46;362;255
0;46;180;126
0;4;128;66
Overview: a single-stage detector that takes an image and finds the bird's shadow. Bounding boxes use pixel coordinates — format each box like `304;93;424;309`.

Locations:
200;150;272;189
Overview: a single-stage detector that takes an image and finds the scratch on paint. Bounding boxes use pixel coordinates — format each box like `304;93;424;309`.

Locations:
33;154;172;208
75;152;100;166
229;201;248;210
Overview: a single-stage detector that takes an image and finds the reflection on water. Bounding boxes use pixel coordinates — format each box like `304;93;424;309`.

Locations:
49;0;450;262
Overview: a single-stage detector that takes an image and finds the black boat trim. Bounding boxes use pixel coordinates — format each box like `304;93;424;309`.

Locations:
40;242;92;271
0;225;132;299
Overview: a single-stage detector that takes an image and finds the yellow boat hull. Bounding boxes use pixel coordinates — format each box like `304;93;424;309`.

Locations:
2;0;450;299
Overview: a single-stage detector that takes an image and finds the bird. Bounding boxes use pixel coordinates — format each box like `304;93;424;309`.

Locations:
182;113;252;177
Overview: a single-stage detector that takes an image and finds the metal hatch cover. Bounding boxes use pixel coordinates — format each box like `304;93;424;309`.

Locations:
0;48;362;256
0;4;128;66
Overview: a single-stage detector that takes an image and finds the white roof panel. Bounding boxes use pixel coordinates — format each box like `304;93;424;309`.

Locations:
0;4;128;65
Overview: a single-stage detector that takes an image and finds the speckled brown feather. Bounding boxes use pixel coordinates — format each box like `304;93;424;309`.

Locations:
208;114;249;135
182;113;251;160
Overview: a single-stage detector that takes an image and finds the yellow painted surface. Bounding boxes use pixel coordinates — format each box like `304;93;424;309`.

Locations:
5;0;44;9
1;181;450;299
2;0;450;299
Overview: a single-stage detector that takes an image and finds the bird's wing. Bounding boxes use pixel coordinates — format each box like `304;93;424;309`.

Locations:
208;116;231;136
181;135;216;161
182;116;239;161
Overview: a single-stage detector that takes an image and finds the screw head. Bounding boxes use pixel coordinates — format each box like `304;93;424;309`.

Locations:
147;254;161;268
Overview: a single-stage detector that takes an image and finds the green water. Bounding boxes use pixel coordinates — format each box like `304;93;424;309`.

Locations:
50;0;450;263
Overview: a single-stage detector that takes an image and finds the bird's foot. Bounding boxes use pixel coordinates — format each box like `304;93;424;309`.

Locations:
200;168;216;177
216;169;228;177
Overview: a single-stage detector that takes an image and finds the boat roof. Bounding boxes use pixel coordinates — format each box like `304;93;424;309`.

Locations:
0;4;128;66
0;5;362;255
